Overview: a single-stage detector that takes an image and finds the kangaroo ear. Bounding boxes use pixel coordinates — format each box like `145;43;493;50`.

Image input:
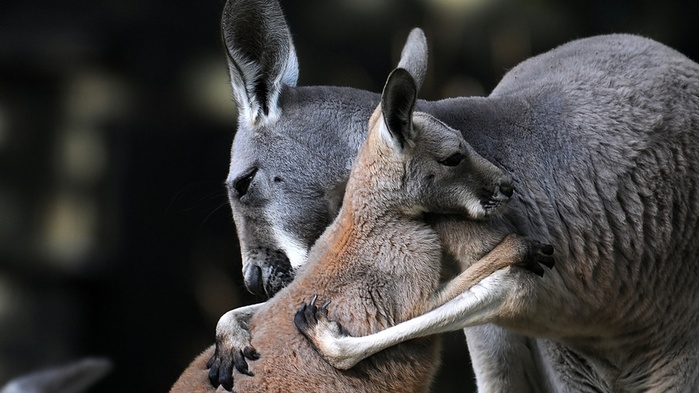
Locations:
380;68;418;152
221;0;299;128
397;28;428;92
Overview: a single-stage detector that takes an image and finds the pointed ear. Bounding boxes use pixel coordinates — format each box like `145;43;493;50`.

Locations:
221;0;299;128
397;28;428;92
380;68;418;152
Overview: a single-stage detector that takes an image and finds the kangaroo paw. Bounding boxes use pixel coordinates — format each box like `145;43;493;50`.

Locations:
294;295;357;369
207;324;260;391
207;344;259;391
516;240;555;277
294;295;333;338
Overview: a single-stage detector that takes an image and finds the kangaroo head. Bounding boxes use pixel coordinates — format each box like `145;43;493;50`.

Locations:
358;68;512;218
222;0;431;297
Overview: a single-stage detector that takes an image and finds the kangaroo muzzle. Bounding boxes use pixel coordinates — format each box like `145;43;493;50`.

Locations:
242;247;295;297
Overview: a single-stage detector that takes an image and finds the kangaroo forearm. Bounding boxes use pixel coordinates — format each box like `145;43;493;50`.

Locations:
430;234;524;309
313;271;512;369
216;303;264;337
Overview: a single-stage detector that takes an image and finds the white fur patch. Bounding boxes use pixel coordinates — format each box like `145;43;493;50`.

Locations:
273;229;308;269
228;39;298;129
378;115;404;152
464;191;487;219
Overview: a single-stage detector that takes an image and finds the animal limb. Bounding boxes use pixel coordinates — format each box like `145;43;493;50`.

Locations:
430;234;553;308
208;303;263;390
295;235;553;370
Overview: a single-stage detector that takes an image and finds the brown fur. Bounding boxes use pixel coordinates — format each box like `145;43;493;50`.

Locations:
170;346;220;393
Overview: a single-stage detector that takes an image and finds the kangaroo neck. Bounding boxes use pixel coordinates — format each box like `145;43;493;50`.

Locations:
302;202;420;279
334;195;411;241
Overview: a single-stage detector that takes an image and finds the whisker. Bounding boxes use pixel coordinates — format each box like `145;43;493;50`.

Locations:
183;191;228;213
198;200;232;231
167;182;228;214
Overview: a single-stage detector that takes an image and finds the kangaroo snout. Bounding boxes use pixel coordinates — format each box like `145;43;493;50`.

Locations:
479;177;514;216
243;248;295;297
243;264;264;296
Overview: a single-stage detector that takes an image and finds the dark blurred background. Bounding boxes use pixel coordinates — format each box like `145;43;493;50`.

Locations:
0;0;697;392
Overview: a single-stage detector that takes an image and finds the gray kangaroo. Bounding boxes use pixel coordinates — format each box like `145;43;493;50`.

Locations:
171;68;553;393
211;0;699;391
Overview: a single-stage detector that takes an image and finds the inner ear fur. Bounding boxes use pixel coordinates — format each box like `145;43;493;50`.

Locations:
221;0;299;127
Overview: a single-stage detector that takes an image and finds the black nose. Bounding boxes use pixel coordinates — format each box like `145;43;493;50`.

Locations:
244;265;264;296
500;183;514;198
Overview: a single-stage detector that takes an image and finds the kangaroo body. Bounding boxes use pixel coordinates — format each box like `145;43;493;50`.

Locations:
172;69;552;392
208;0;699;391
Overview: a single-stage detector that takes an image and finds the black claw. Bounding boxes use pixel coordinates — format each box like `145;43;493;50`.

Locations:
295;296;329;339
234;350;254;377
541;255;555;269
514;241;556;277
219;355;234;391
305;301;318;322
220;375;233;392
541;244;554;255
207;349;216;369
321;300;331;311
208;357;221;387
294;304;312;333
524;261;545;277
243;346;260;360
206;338;260;390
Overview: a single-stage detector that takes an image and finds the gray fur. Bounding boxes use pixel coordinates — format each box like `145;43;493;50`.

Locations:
396;28;429;91
220;0;699;391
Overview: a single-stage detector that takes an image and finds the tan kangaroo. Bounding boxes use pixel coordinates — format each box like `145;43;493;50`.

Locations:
170;68;553;392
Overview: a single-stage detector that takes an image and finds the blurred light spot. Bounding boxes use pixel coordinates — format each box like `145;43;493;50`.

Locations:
441;75;486;97
490;19;532;71
182;59;237;124
58;127;107;184
425;0;491;14
40;192;96;266
338;0;392;13
0;191;21;246
64;70;130;123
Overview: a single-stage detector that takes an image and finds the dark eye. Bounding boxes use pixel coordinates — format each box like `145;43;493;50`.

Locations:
439;153;464;167
233;167;258;197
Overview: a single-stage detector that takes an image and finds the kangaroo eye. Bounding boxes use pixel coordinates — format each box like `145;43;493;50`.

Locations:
233;167;258;197
439;153;464;167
